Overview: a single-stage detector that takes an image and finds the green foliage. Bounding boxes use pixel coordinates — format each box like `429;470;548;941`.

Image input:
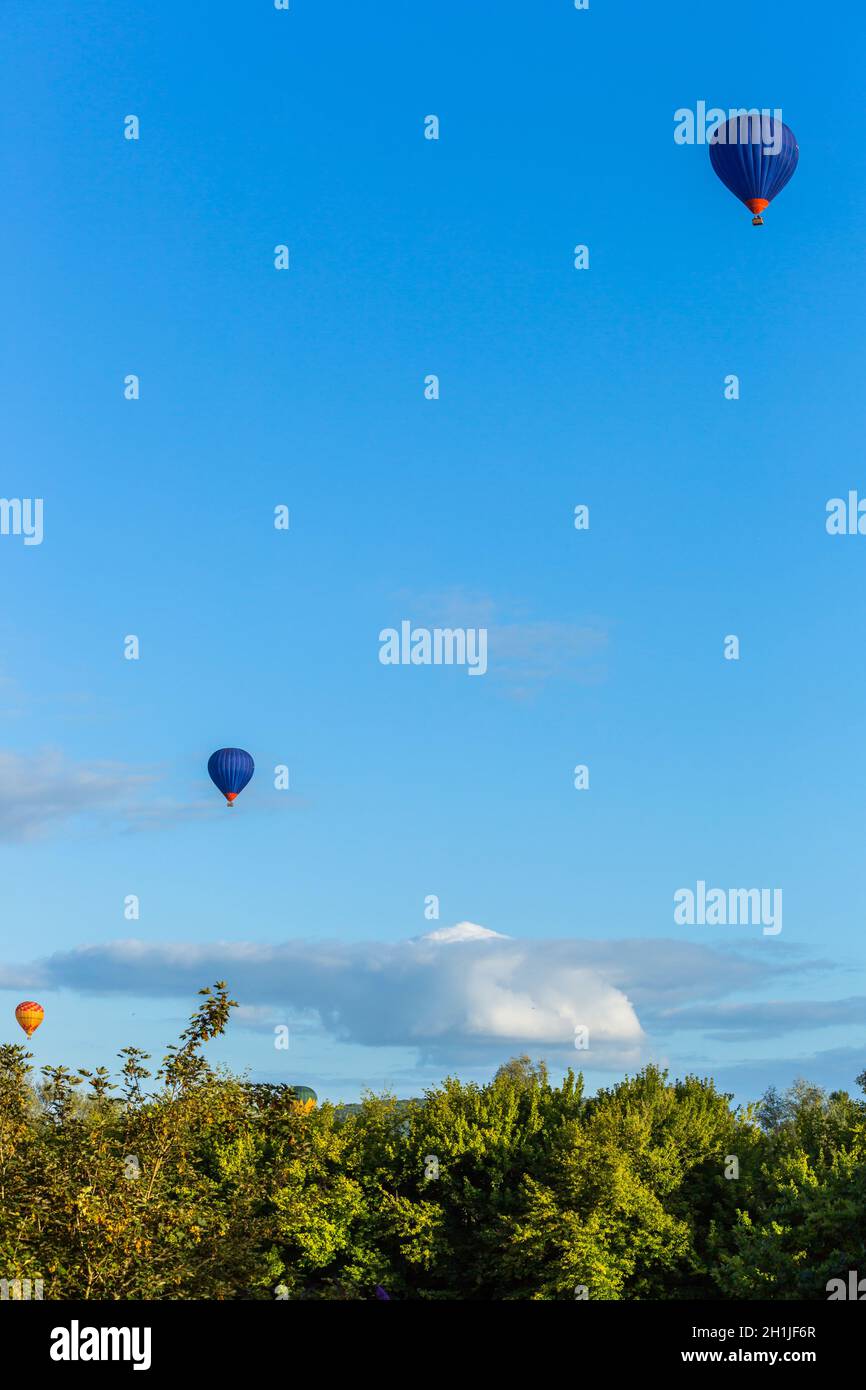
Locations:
0;988;862;1300
709;1080;866;1299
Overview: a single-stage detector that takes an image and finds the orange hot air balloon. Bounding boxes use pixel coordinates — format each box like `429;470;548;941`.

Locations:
15;1001;44;1038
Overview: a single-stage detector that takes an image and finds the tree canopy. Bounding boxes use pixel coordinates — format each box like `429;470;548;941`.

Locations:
1;985;863;1300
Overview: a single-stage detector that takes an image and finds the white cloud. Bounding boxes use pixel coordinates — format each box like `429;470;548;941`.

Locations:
4;925;643;1063
420;921;507;943
2;927;835;1070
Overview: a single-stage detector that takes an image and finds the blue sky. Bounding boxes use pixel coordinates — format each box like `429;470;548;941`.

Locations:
1;0;865;1104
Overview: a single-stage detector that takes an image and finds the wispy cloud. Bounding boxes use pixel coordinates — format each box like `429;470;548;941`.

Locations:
489;621;608;700
0;747;307;842
660;996;866;1041
390;587;607;696
0;749;157;841
706;1047;866;1101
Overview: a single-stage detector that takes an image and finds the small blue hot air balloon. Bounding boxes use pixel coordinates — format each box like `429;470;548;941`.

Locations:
709;114;798;225
208;748;254;806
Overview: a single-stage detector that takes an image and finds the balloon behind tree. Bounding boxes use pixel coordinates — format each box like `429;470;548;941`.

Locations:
289;1086;317;1106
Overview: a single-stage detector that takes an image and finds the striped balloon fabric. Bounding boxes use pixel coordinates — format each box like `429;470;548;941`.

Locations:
207;748;255;805
709;115;799;224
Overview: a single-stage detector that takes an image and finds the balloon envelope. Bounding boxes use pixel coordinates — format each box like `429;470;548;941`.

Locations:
15;1001;44;1038
289;1086;317;1106
709;115;798;222
208;748;254;805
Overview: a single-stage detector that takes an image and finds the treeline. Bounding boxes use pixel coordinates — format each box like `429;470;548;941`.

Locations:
1;983;863;1300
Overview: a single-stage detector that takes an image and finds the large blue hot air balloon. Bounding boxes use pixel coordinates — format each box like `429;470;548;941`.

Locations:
709;114;798;225
208;748;254;806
